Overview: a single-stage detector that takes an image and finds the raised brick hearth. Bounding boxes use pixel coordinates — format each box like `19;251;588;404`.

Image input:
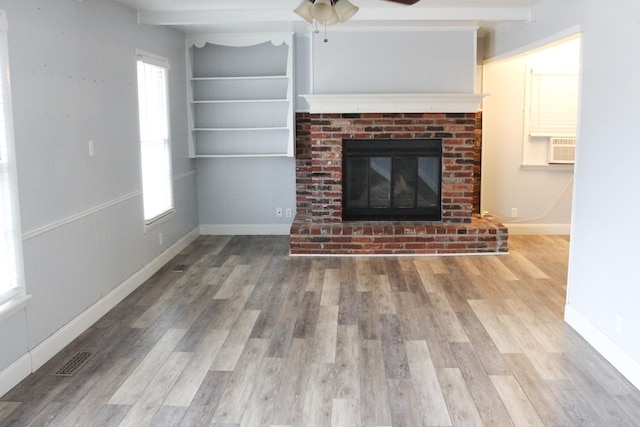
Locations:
290;111;507;255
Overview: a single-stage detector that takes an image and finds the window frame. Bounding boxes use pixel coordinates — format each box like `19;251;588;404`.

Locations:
528;71;579;137
0;9;29;318
135;50;175;230
522;65;579;167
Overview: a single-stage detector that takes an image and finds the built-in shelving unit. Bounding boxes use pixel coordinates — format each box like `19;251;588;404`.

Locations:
186;33;294;158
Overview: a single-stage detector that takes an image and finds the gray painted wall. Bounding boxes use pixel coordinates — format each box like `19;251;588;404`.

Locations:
487;0;640;384
0;0;197;373
567;0;640;375
484;0;586;60
312;30;476;94
196;156;296;232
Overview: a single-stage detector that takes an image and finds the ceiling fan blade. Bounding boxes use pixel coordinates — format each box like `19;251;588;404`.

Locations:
384;0;420;4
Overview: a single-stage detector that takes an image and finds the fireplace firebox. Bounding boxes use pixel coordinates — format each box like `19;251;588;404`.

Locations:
342;139;442;221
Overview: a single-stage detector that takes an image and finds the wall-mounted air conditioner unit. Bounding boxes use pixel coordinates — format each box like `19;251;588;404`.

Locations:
548;137;576;164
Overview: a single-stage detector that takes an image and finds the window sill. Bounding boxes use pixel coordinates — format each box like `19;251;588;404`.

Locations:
0;294;31;324
144;209;175;233
521;163;575;172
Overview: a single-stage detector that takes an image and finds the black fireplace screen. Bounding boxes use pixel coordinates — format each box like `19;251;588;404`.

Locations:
342;139;442;221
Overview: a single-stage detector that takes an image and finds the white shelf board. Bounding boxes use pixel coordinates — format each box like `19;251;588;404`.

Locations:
191;99;288;104
191;75;287;81
194;153;291;158
193;126;289;131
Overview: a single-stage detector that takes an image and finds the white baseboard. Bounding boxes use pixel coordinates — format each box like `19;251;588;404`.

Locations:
0;354;31;398
565;304;640;391
199;224;291;235
505;223;571;235
0;227;200;396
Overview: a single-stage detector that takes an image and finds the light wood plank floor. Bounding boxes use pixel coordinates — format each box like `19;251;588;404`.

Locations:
2;235;640;426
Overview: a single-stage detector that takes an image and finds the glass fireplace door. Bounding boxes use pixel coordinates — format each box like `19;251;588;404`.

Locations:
342;139;442;221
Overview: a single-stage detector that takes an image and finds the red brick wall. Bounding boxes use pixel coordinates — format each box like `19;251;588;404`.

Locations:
474;111;482;214
290;217;508;255
291;111;506;255
295;112;479;224
295;112;312;215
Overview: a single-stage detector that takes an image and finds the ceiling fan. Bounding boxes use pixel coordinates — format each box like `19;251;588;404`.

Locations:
295;0;420;26
385;0;420;4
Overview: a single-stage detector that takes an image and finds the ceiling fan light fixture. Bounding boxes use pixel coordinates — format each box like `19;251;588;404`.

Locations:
310;0;335;22
293;0;314;24
321;11;341;26
294;0;360;42
334;0;359;23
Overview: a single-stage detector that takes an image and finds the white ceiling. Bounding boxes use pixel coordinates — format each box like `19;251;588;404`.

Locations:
115;0;534;35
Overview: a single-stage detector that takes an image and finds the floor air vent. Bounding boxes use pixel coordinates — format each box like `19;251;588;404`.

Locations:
53;351;93;376
171;264;188;273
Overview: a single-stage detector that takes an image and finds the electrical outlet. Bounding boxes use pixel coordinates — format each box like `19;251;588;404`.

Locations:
158;232;163;246
285;208;292;218
88;140;94;157
511;207;518;218
276;207;283;217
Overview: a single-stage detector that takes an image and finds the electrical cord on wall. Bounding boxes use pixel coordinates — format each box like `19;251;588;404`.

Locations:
488;175;574;223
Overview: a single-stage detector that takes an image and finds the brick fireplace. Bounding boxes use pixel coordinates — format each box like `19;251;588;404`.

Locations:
290;98;507;255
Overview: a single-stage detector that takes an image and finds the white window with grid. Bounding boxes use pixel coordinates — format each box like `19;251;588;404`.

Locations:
136;51;174;227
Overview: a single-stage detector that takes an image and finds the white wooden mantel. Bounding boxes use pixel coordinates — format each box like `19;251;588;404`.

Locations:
300;93;487;114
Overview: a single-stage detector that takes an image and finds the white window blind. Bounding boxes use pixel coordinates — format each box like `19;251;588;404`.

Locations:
136;52;174;225
529;72;579;136
0;10;25;305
